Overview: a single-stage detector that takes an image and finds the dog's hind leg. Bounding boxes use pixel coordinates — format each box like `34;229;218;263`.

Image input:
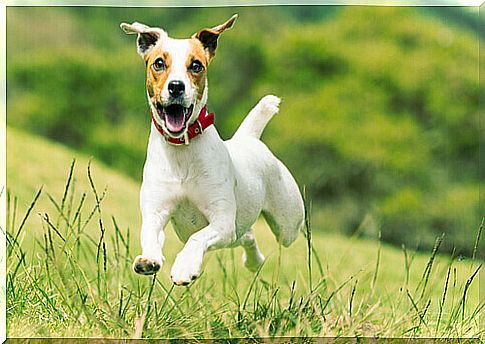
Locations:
262;160;305;247
240;229;265;272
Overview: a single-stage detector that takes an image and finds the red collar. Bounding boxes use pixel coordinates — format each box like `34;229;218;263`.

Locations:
151;105;214;145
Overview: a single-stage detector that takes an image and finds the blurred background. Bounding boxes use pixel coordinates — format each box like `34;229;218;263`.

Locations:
6;6;483;258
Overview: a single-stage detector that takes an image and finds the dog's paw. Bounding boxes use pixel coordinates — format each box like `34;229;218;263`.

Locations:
242;251;265;273
259;95;281;116
170;249;203;286
132;255;162;275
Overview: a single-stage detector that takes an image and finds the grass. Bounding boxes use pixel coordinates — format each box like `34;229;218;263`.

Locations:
5;128;484;339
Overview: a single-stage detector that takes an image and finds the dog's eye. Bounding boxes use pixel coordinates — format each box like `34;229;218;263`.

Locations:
189;60;204;73
153;58;166;71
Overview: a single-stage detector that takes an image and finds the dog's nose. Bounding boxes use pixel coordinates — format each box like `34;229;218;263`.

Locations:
168;80;185;98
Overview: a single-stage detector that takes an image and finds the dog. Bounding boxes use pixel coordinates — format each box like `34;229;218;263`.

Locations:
121;14;305;286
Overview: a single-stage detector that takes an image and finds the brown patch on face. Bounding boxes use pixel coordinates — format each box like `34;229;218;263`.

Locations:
144;46;172;104
187;39;208;101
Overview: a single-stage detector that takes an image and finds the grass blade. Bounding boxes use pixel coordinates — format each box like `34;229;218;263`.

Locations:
13;186;42;244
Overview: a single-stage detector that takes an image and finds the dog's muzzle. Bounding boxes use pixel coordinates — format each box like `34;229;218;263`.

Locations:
156;102;194;134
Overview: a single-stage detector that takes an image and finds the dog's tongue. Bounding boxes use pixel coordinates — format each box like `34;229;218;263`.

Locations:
165;112;185;133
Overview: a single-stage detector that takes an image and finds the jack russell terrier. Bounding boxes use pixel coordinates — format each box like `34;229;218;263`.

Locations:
121;14;305;286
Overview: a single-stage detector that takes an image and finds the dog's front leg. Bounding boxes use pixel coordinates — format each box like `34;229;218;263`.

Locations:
133;198;171;275
171;199;236;285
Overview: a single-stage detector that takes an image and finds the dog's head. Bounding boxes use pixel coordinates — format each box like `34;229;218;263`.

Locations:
121;15;237;138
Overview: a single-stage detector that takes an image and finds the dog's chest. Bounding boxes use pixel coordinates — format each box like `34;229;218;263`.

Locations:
170;199;209;242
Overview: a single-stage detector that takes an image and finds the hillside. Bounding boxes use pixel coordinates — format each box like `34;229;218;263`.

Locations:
6;128;483;338
7;127;141;242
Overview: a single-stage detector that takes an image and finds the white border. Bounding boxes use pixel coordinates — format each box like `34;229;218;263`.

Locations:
3;0;485;6
1;0;6;342
1;1;482;341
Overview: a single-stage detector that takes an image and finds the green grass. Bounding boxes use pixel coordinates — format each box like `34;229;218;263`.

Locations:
6;128;483;338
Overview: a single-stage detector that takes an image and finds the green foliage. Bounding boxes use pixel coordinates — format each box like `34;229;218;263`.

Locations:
379;185;480;255
7;40;149;178
253;7;481;255
6;6;481;257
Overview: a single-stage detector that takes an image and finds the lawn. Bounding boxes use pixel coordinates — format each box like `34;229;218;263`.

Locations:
5;128;483;338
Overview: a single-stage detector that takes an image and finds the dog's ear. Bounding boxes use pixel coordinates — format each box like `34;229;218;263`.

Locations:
192;14;238;61
120;22;167;58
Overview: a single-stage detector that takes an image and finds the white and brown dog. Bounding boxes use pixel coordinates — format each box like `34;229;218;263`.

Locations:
121;14;304;286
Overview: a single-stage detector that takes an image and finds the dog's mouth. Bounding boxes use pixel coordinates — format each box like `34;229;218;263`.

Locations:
156;103;194;134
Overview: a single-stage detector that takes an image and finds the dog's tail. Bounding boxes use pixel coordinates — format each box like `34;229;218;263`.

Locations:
233;95;280;140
